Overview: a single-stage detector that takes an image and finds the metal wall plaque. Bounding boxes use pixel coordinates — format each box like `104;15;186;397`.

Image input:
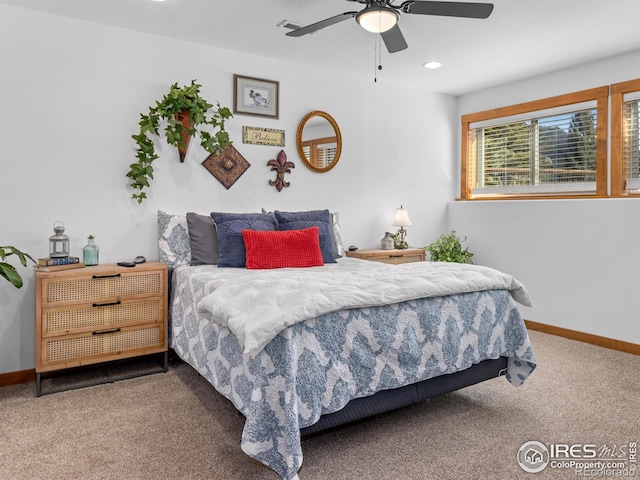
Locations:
242;126;285;147
202;145;251;189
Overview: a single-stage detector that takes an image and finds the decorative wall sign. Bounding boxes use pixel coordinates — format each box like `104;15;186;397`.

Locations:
242;126;285;147
267;150;294;192
233;74;279;118
202;145;251;189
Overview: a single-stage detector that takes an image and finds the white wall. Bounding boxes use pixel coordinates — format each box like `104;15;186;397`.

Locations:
452;50;640;345
0;5;457;373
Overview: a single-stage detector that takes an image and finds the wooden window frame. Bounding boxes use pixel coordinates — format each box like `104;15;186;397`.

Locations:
460;86;609;200
610;78;640;197
302;135;338;169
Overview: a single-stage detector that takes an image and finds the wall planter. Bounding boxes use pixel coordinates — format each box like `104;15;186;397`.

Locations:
176;110;195;162
126;80;233;204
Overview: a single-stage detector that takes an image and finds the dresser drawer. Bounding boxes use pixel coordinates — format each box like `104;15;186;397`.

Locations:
41;297;164;337
40;323;165;371
42;270;163;305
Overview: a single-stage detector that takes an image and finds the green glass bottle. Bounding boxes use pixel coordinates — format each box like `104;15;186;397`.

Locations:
83;235;99;266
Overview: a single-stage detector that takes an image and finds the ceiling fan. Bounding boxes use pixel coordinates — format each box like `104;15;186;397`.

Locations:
286;1;494;53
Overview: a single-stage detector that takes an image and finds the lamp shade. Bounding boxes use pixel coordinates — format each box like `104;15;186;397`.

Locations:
356;7;398;33
392;206;412;227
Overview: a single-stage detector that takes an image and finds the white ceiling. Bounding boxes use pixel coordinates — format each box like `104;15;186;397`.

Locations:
3;0;640;95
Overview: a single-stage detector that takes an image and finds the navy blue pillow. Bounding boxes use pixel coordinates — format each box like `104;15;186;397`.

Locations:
274;210;336;264
211;212;277;267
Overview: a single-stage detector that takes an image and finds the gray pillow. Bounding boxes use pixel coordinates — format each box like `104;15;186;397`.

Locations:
186;212;219;265
211;212;278;267
274;209;336;264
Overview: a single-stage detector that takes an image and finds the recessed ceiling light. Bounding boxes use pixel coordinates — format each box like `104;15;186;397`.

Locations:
423;61;442;70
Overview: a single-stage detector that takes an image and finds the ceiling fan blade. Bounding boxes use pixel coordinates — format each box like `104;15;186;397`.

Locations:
380;24;408;53
285;12;357;37
403;1;494;19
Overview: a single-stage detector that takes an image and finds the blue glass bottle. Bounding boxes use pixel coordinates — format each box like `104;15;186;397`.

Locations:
83;235;99;266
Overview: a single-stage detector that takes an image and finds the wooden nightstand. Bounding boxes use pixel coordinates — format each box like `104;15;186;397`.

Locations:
345;248;426;265
34;261;168;395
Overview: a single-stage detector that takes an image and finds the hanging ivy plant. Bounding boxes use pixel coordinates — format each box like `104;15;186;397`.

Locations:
126;80;233;204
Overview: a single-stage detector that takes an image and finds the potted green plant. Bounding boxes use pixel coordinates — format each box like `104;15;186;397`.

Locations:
0;246;35;288
126;80;233;204
424;231;474;263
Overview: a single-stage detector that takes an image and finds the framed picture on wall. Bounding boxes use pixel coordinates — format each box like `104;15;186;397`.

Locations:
233;74;279;119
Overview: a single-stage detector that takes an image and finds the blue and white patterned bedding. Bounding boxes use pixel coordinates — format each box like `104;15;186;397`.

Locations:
169;260;536;480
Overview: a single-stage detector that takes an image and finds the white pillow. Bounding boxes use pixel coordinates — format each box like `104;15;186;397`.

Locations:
331;212;345;258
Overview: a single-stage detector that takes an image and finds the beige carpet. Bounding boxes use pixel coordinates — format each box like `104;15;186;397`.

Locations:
1;331;638;480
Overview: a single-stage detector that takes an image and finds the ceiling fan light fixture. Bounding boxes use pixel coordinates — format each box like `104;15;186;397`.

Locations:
356;7;398;33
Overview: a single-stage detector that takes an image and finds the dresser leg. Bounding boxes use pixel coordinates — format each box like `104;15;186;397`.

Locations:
162;351;169;371
36;373;41;397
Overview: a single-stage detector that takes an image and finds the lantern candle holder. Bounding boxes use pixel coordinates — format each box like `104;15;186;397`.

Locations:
49;221;70;258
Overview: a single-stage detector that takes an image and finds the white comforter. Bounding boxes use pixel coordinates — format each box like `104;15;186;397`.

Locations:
196;257;532;356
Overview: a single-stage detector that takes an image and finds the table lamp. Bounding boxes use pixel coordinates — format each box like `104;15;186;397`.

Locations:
392;205;412;249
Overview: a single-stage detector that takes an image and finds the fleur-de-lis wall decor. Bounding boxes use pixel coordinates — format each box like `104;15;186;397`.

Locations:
267;150;294;192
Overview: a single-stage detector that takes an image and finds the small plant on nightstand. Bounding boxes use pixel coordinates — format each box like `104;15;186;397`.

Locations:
0;245;35;288
424;231;474;264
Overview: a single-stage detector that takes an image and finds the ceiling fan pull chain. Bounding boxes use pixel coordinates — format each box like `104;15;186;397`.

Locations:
374;34;378;82
374;34;383;82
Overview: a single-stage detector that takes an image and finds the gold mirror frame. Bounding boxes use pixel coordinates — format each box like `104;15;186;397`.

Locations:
296;111;342;173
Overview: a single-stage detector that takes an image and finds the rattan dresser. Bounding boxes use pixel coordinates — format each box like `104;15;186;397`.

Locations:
35;261;168;395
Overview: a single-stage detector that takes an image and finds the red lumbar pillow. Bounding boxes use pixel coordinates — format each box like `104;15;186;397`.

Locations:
242;227;324;269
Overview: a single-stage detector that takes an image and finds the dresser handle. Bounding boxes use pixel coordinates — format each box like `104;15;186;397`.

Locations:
389;254;404;258
92;328;121;335
92;273;122;279
92;300;122;308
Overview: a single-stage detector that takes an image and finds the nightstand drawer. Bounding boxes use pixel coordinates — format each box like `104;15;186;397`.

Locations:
379;252;425;264
345;248;426;264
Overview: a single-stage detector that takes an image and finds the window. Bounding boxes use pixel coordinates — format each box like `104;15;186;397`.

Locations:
461;87;608;199
302;136;338;169
611;78;640;196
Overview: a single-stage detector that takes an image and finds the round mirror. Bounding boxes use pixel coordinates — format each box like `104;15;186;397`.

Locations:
296;111;342;173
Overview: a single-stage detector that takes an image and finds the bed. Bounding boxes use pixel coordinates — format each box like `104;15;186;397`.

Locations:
160;210;537;480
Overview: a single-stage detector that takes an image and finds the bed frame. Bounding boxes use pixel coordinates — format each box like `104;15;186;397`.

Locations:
301;357;507;436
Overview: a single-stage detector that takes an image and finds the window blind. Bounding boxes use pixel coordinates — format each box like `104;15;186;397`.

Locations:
623;95;640;191
471;105;598;195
